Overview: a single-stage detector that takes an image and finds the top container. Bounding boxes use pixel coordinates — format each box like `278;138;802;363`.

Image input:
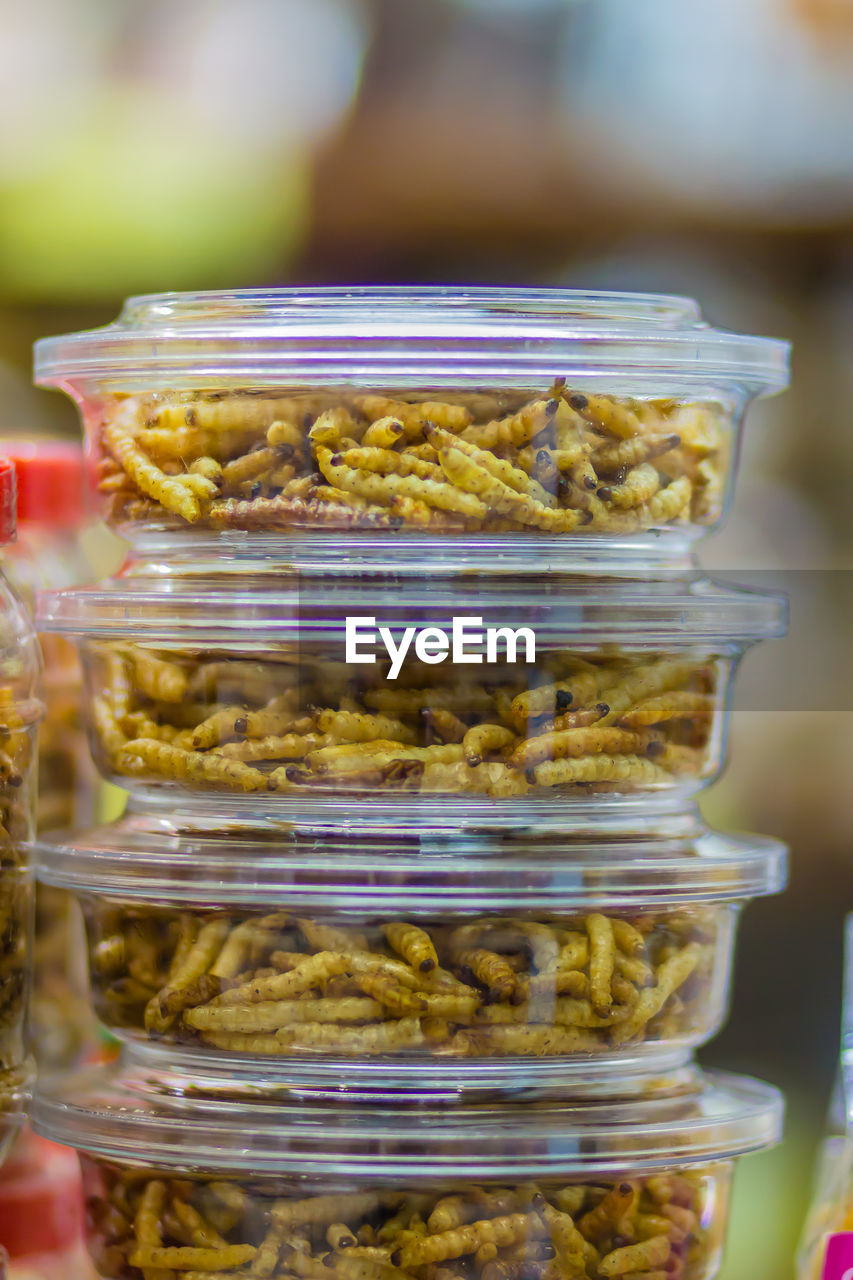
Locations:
33;288;790;563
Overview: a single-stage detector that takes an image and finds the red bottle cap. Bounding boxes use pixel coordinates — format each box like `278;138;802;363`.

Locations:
0;439;87;528
0;460;16;545
0;1132;84;1256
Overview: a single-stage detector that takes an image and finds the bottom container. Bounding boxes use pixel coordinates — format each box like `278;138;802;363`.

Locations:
31;1059;782;1280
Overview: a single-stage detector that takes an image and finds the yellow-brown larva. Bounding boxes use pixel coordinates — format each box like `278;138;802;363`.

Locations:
585;914;616;1016
116;739;268;792
316;446;488;520
592;432;681;473
127;649;188;703
334;446;445;483
183;997;385;1033
532;755;672;788
392;1212;547;1268
315;709;416;746
424;424;556;508
460;399;558;451
354;396;472;440
595;462;661;510
510;726;646;771
598;1234;672;1276
438;447;581;532
566;392;646;440
617;691;714;728
362;416;406;448
104;417;202;523
383;922;438;973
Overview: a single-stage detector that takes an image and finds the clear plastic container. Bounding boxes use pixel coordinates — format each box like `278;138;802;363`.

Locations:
32;288;790;554
30;1059;782;1280
0;439;105;1071
0;457;45;1155
35;814;785;1098
36;571;785;820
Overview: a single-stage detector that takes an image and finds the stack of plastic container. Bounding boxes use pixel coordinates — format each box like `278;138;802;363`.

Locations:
0;460;43;1167
30;289;790;1280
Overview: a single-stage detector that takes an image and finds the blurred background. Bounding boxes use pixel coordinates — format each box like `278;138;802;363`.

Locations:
1;0;852;1276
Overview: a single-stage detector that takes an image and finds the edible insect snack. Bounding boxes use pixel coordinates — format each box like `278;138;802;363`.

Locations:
33;288;789;549
36;815;786;1095
30;1060;783;1280
37;573;784;817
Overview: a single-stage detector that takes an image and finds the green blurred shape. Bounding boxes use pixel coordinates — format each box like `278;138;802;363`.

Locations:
0;90;309;300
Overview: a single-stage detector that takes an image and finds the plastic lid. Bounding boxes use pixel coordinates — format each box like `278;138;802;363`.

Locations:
0;440;86;528
0;1132;84;1257
31;1061;783;1179
33;288;790;396
37;572;786;646
35;812;787;911
0;461;16;545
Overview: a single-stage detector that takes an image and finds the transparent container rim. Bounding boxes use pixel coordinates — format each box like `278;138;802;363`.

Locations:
35;574;788;645
30;1064;784;1177
34;822;788;909
33;286;791;394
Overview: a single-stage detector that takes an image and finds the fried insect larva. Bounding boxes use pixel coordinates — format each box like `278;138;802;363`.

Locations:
424;425;556;508
145;917;230;1032
361;417;406;448
273;1018;428;1053
383;923;438;974
618;691;714;728
508;670;601;727
184;997;384;1033
532;754;671;788
221;445;287;491
460;399;557;451
536;1201;590;1277
421;761;528;797
427;1197;477;1234
234;706;309;738
586;915;615;1016
596;463;660;510
462;724;516;766
509;726;645;771
592;433;681;472
454;1025;602;1055
128;650;188;703
567;392;645;440
215;732;330;762
117;739;268;792
598;1234;671;1276
307;741;464;772
272;1192;404;1230
354;396;472;439
597;658;702;724
439;447;580;532
104;417;202;522
218;952;351;1005
393;1213;547;1267
455;949;517;1000
129;1245;257;1270
208;492;397;530
334;447;444;483
266;419;304;449
612;919;646;956
315;710;416;746
593;474;692;532
356;971;427;1016
296;917;370;954
317;447;488;520
172;1199;228;1250
609;944;703;1044
422;707;468;743
93;695;128;757
148;394;301;432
